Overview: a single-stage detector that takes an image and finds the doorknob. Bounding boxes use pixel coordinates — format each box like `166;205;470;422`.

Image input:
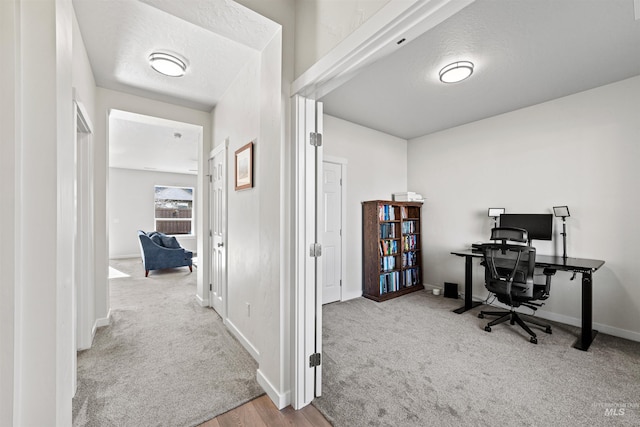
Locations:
217;243;224;247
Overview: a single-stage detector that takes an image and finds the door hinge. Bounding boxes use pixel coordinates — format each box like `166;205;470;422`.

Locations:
310;132;323;147
310;243;322;257
209;283;212;291
309;352;322;367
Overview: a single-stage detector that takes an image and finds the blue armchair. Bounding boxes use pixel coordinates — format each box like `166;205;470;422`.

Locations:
137;230;193;277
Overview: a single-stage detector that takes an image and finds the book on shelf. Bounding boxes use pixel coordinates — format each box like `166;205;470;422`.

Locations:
403;235;418;251
378;204;396;221
380;223;396;238
402;251;418;268
404;267;420;287
379;239;398;255
402;220;417;234
380;256;396;272
379;271;400;294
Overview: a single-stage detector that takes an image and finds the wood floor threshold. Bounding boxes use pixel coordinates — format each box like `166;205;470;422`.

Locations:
198;395;332;427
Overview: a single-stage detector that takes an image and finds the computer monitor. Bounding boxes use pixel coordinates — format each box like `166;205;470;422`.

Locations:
499;213;553;242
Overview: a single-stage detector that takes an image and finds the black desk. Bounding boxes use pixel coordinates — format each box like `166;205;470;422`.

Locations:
451;249;605;351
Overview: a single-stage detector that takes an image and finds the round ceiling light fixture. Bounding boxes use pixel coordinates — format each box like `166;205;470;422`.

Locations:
439;61;474;83
149;52;187;77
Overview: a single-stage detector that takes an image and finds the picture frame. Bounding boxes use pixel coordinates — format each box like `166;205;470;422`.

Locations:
235;141;253;190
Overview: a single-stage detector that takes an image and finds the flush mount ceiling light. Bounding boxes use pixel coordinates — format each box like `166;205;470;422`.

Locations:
149;52;187;77
439;61;474;83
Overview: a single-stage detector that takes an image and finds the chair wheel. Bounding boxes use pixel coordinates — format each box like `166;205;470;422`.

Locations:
545;326;552;334
530;337;538;344
478;313;485;319
484;326;491;332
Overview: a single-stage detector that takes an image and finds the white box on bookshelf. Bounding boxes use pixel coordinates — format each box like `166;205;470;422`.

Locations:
392;192;424;202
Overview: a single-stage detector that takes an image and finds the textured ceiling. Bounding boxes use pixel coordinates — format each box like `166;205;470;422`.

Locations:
73;0;279;174
73;0;279;111
320;0;640;139
109;110;201;175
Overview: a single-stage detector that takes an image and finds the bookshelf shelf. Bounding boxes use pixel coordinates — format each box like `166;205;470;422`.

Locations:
362;200;424;302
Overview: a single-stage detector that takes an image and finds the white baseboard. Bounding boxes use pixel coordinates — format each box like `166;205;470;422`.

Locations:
257;369;290;410
341;290;362;302
534;308;640;343
92;310;111;336
82;311;111;351
109;254;139;260
469;292;640;343
195;293;207;307
225;318;260;362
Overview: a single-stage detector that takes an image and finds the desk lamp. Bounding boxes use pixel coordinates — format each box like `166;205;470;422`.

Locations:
488;208;505;229
553;206;570;259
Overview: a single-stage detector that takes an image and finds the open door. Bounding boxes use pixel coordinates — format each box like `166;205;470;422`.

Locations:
209;143;227;319
293;95;323;408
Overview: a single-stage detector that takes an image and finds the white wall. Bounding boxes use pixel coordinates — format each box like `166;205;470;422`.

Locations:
408;75;640;341
231;0;297;407
72;4;98;352
294;0;389;77
72;10;96;119
0;1;17;423
211;53;261;344
109;168;198;258
323;114;408;301
210;26;292;405
2;0;79;424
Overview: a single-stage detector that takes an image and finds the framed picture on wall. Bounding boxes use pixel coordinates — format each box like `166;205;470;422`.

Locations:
235;141;253;190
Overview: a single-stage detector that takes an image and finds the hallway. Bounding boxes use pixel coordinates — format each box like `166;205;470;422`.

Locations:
73;258;263;426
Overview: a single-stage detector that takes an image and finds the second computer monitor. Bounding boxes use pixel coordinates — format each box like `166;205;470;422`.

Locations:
499;213;553;242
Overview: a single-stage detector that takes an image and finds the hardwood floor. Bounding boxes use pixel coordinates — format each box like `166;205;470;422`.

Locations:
198;395;332;427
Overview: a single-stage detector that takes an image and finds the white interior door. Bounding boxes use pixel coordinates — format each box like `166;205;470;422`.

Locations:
209;144;226;318
293;95;323;408
322;161;343;304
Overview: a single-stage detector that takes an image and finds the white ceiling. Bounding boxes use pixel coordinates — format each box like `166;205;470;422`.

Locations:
109;110;201;175
320;0;640;139
74;0;279;111
73;0;279;174
75;0;640;173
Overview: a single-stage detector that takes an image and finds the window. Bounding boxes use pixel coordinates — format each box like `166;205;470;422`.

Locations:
154;185;194;235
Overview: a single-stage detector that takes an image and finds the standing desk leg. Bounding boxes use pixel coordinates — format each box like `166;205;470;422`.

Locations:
453;255;482;314
573;271;598;351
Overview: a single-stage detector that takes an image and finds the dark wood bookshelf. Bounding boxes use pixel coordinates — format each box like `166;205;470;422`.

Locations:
362;200;424;302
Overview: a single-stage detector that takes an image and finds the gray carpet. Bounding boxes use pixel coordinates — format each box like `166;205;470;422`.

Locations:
72;258;263;427
313;290;640;426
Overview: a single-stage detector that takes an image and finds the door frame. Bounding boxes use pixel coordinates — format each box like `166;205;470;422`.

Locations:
73;97;94;396
290;0;472;409
209;141;228;321
322;156;347;304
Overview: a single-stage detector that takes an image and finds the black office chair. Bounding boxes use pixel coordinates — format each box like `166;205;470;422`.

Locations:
478;227;554;344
